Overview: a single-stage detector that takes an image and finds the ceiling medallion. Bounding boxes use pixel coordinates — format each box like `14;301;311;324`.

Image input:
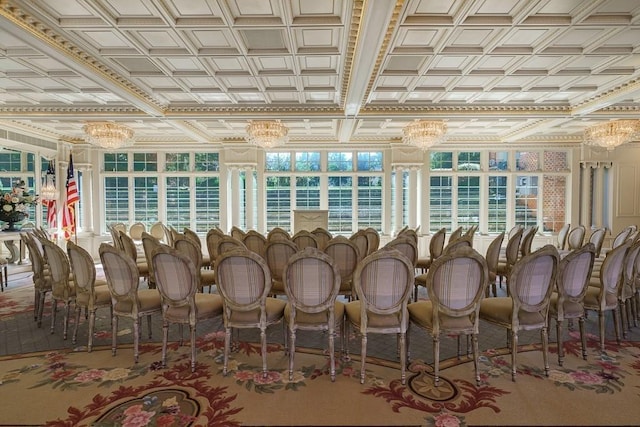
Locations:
245;120;288;149
583;120;640;151
402;120;447;151
83;122;135;150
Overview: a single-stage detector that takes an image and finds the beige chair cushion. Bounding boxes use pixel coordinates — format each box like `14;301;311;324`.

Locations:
345;301;402;328
284;301;345;326
76;285;111;307
165;293;223;320
479;297;545;327
408;301;473;331
549;292;583;319
228;297;286;323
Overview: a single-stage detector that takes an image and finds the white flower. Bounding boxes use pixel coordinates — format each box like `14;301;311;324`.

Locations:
2;204;13;212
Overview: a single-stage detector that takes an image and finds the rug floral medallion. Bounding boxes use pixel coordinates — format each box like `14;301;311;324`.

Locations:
1;328;640;426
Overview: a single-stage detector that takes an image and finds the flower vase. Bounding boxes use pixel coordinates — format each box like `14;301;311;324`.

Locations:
0;211;27;232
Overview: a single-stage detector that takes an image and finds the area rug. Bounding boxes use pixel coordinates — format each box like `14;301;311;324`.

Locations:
1;332;640;426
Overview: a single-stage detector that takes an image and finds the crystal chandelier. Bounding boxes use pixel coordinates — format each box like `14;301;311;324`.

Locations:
40;160;57;201
402;120;447;150
583;120;640;151
83;122;134;150
245;120;288;148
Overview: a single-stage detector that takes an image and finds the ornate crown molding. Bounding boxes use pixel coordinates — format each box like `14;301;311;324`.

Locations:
339;0;364;109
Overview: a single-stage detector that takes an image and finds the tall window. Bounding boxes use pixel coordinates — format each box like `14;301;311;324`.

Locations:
488;175;508;232
104;177;129;225
429;176;452;231
457;176;480;228
166;176;191;231
357;176;382;229
515;175;538;227
265;176;291;230
133;177;158;225
295;176;320;209
328;176;352;233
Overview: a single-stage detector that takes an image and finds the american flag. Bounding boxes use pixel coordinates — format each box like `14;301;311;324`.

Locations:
62;154;79;240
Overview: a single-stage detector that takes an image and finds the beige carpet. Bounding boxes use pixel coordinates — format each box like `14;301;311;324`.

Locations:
1;332;639;426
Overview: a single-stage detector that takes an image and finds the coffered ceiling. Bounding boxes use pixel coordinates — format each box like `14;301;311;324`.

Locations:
0;0;639;149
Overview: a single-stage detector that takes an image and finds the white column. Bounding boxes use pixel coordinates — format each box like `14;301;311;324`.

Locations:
230;166;241;230
394;166;404;234
596;161;613;229
244;166;255;230
579;162;595;228
79;165;93;233
408;166;419;229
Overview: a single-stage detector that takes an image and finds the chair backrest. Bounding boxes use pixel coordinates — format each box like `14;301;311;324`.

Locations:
429;227;447;262
110;222;127;234
623;240;640;291
264;238;299;283
109;226;124;251
152;245;198;318
556;243;595;306
520;226;538;257
485;232;505;280
505;227;524;265
612;225;635;249
206;227;227;264
149;222;166;241
174;235;203;271
283;247;341;315
364;228;380;255
22;233;48;289
129;222;146;240
267;227;291;242
311;227;333;250
588;227;607;258
292;230;320;250
42;240;72;299
508;245;559;317
448;226;463;244
462;224;478;241
567;225;586;250
353;247;414;322
443;235;473;255
349;229;369;260
507;224;522;241
596;240;631;307
323;235;360;285
99;243;142;314
216;236;247;258
141;232;163;286
398;227;418;246
557;223;571;250
426;246;488;328
384;236;418;267
118;230;138;262
164;224;176;247
230;226;246;241
243;230;268;258
216;249;272;313
67;241;98;297
183;227;202;249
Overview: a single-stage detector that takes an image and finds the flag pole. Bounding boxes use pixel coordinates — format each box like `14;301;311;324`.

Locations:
73;202;78;244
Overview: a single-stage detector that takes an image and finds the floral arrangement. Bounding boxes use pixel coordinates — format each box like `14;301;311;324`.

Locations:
0;180;38;223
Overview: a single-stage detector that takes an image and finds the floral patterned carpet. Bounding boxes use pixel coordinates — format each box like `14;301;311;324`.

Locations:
1;331;640;426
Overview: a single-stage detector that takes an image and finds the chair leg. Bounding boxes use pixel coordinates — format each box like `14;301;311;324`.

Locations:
329;325;336;382
147;314;153;339
433;335;440;386
37;291;46;328
223;327;231;376
260;326;268;379
133;318;140;363
541;326;549;377
619;300;628;339
360;334;367;384
578;317;587;360
50;299;58;335
399;332;407;385
510;330;518;382
161;320;169;368
288;326;296;381
34;289;39;321
73;306;81;346
112;315;118;356
190;325;196;373
612;308;621;345
62;301;70;340
472;333;481;386
598;311;605;352
88;309;96;352
556;319;564;367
